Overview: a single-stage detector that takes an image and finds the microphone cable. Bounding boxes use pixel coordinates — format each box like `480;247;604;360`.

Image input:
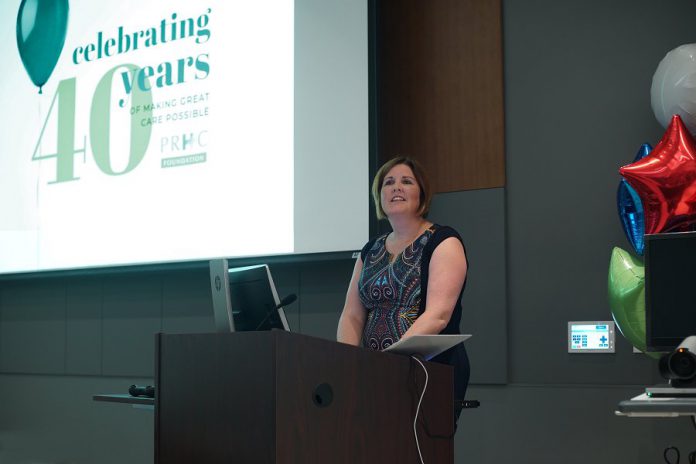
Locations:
411;355;429;464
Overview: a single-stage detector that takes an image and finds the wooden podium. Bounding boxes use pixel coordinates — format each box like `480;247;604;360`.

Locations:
155;331;454;463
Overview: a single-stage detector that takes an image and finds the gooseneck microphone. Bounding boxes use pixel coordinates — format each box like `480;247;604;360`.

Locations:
276;293;298;309
254;294;297;331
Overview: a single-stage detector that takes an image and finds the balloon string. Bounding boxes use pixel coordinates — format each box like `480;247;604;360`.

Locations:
36;96;42;267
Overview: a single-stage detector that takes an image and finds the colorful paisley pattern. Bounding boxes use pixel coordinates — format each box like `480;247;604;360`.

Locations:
359;227;434;350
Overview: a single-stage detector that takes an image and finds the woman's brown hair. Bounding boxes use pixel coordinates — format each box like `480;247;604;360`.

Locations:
371;156;432;220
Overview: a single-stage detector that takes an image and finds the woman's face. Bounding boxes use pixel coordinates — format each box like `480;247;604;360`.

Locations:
380;164;422;219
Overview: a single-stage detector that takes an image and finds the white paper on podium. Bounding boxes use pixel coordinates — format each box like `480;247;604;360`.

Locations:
383;334;471;360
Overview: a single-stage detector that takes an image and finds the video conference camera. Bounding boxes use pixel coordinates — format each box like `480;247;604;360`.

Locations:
659;336;696;387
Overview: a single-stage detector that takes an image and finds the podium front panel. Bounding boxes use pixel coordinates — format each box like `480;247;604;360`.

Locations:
155;331;454;464
275;333;454;463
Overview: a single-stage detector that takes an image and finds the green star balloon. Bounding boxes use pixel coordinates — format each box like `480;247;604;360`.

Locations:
608;247;660;358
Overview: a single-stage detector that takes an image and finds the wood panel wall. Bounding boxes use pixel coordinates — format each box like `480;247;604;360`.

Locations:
375;0;505;192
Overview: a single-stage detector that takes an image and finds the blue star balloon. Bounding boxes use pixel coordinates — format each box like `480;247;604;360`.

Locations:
617;143;651;255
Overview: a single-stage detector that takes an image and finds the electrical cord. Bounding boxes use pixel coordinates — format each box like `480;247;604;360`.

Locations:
407;357;469;441
411;355;429;464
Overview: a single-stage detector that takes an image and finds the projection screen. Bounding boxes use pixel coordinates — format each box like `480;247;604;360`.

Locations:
0;0;368;274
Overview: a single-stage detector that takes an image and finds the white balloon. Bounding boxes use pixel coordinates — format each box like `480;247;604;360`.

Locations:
651;43;696;135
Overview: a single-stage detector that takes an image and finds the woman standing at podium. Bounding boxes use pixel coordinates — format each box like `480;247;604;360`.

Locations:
337;156;470;422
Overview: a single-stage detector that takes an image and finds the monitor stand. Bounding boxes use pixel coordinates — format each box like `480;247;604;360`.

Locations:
646;385;696;398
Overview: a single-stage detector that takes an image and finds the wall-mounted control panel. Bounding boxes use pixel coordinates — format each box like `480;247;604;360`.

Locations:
567;321;615;353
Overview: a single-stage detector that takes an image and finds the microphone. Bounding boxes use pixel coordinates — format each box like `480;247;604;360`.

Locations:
277;294;297;308
254;294;297;331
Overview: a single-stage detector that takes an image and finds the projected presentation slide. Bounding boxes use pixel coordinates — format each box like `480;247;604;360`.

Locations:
0;0;368;274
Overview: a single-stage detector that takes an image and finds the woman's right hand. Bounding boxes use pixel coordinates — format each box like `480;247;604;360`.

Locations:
337;257;367;345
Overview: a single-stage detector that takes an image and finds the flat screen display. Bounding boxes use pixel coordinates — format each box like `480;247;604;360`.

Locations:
227;264;290;332
645;232;696;351
0;0;369;274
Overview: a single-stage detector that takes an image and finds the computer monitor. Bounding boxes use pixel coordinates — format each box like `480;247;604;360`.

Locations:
645;232;696;351
209;260;291;332
209;259;234;332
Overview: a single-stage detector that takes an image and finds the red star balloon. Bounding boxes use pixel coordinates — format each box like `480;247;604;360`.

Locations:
620;115;696;234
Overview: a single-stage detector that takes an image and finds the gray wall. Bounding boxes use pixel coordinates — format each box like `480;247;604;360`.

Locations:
504;0;673;387
3;0;696;463
430;188;508;385
481;0;696;461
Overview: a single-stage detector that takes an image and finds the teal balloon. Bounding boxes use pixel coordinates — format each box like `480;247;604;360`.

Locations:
16;0;69;94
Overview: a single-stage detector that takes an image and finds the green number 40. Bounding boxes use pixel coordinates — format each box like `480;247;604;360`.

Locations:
32;64;153;183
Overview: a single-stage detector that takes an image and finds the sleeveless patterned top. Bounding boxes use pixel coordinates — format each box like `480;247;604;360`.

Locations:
358;226;435;350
